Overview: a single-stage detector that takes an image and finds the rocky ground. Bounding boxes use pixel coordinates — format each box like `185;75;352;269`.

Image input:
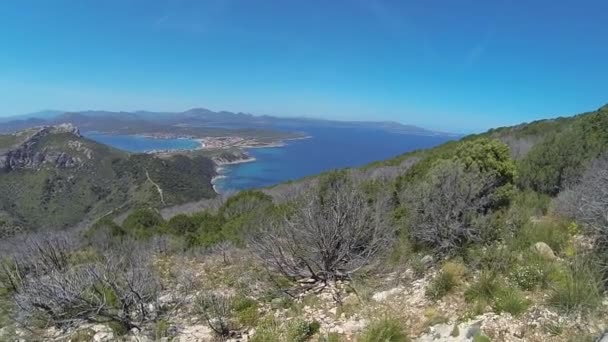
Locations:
3;240;607;342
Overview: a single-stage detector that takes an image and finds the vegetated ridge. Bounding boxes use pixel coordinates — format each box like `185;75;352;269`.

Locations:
0;124;216;237
2;104;608;342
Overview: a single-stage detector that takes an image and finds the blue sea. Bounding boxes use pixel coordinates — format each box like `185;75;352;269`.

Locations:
83;128;453;193
83;132;199;153
214;126;452;192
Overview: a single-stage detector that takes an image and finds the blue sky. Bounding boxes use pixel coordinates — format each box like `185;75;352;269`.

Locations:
0;0;607;132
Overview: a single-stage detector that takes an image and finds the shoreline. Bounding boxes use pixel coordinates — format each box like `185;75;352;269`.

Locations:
211;156;257;194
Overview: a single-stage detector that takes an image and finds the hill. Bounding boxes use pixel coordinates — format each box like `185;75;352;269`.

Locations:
0;124;216;236
0;108;454;138
2;105;608;341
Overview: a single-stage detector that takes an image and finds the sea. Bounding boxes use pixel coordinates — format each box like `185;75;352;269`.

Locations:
84;132;199;153
84;127;453;193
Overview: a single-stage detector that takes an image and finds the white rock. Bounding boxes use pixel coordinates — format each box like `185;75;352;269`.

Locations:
372;287;403;302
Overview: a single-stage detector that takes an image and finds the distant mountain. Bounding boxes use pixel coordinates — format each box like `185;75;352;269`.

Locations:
0;110;64;123
0;124;216;235
0;108;456;137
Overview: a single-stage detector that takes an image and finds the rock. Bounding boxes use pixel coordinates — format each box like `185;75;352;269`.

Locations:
514;326;525;339
450;324;460;337
421;255;434;266
598;331;608;342
92;326;114;342
0;125;81;172
372;287;403;302
466;321;482;339
178;324;214;342
533;242;556;260
271;297;286;309
342;319;367;335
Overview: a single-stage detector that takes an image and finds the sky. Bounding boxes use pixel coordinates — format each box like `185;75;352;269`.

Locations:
0;0;607;132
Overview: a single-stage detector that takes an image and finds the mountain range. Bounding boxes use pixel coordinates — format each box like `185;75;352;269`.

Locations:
0;108;455;137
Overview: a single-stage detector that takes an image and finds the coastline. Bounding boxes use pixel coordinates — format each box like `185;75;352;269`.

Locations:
211;156;257;194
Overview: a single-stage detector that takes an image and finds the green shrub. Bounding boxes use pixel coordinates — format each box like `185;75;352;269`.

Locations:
493;287;530;316
235;305;259;326
426;271;457;300
472;333;492;342
166;214;198;234
465;271;502;303
516;219;570;254
409;254;428;278
548;256;603;313
465;245;517;275
287;319;320;342
69;328;96;342
250;317;281;342
154;319;170;339
319;332;343;342
107;321;129;336
510;253;558;291
359;318;410;342
122;208;165;239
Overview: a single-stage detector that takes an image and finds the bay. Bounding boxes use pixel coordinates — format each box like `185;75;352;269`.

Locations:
83;132;199;153
214;126;453;192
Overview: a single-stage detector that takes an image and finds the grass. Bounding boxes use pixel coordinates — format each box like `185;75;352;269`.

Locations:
249;317;319;342
250;317;281;342
515;218;570;255
425;260;467;300
548;255;604;313
465;271;502;303
472;333;492;342
493;287;531;316
426;271;457;300
359;318;410;342
287;319;320;342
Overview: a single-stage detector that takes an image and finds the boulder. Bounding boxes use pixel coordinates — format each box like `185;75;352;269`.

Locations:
532;242;556;260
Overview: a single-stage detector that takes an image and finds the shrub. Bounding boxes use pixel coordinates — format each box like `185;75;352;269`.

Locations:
154;319;170;339
250;317;281;342
232;296;259;327
426;271;457;300
515;219;570;255
359;318;410;342
403;159;503;255
250;173;394;282
472;333;492;342
319;332;343;342
287;319;320;342
548;255;603;313
122;208;165;238
465;271;502;303
12;239;160;331
166;214;198;234
465;244;517;275
493;287;530;316
510;253;558;291
195;293;236;337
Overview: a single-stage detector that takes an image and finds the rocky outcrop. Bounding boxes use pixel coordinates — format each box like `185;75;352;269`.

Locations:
0;124;81;172
212;150;255;166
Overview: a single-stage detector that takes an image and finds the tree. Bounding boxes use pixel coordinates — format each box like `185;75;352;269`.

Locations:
122;208;165;238
250;172;394;283
455;138;516;185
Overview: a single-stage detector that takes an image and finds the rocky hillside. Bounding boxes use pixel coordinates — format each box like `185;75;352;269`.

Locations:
0;125;216;236
0;124;85;171
2;105;608;342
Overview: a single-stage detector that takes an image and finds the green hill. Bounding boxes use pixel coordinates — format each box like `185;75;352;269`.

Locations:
0;124;216;236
